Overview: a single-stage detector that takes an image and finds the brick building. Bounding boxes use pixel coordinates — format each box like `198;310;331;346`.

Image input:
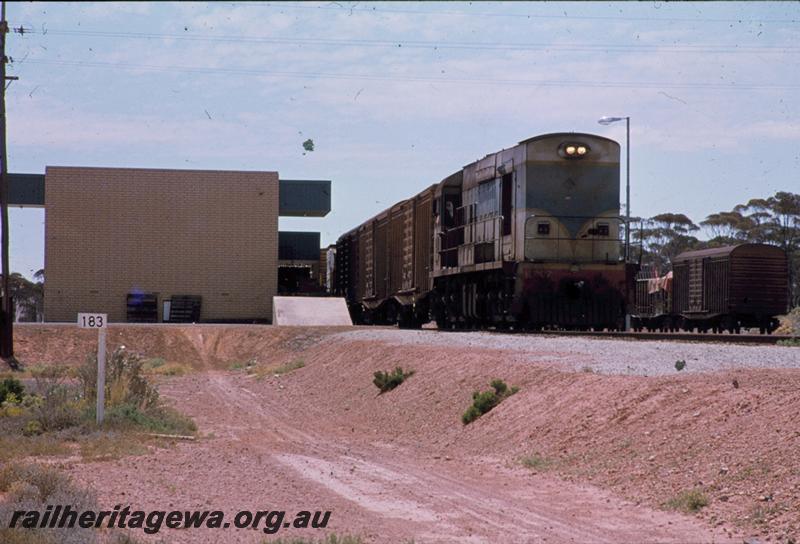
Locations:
18;167;331;323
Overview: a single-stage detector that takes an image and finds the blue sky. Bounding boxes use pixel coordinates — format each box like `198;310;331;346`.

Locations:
5;1;800;279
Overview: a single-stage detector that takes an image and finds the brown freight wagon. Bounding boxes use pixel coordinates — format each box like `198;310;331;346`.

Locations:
333;228;360;315
671;243;788;333
335;186;436;326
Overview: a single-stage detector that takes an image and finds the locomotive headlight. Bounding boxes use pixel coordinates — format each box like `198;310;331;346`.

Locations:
559;142;590;159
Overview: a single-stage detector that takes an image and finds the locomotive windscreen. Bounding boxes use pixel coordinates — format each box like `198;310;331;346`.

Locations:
524;135;621;238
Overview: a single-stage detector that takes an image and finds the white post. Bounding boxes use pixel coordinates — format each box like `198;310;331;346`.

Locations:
96;327;106;425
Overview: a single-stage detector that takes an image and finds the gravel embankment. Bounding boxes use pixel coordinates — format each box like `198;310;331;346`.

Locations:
332;328;800;376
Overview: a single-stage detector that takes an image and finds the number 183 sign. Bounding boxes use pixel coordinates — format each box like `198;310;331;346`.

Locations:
78;313;107;329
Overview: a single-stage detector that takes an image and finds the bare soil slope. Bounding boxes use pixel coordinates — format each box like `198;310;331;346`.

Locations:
12;325;799;542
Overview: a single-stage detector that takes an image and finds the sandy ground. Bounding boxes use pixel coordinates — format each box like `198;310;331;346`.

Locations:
8;324;800;542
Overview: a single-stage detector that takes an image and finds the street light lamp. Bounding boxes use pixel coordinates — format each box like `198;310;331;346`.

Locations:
597;116;630;263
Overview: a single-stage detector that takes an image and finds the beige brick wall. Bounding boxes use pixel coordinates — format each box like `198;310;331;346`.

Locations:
44;167;279;322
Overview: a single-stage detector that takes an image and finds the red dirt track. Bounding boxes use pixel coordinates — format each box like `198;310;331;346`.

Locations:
11;324;800;543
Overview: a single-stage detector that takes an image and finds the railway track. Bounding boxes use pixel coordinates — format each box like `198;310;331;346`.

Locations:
488;331;792;345
426;326;795;345
515;330;794;344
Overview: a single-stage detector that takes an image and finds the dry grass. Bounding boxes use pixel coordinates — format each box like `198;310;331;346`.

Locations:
0;434;72;463
521;453;554;471
664;488;709;513
255;359;305;379
143;358;193;376
78;432;151;462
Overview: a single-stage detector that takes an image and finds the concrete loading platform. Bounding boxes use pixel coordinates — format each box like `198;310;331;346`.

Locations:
272;297;353;326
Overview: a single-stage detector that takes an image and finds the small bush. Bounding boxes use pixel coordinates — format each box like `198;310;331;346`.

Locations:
99;402;196;435
0;462;98;544
0;376;25;404
462;379;519;424
521;453;553;471
270;359;305;376
22;420;44;436
0;391;26;417
229;359;257;371
142;357;166;369
777;337;800;347
254;359;306;380
373;367;414;393
77;347;160;411
665;488;709;513
149;362;191;376
0;463;68;500
675;359;687;371
29;366;84;431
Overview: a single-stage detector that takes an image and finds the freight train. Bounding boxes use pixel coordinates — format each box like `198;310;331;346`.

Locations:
334;133;637;330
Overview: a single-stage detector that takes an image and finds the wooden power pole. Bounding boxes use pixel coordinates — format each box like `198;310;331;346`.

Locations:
0;0;13;360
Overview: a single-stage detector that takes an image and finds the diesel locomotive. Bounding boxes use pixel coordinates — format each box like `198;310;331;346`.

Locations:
334;133;635;330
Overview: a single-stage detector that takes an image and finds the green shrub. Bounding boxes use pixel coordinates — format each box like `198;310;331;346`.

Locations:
462;379;519;424
373;367;414;393
0;376;25;404
675;359;687;371
665;488;709;513
22;420;43;437
77;347;159;411
777;337;800;347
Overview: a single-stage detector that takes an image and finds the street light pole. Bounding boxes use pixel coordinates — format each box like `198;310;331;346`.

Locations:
624;116;630;263
598;115;632;331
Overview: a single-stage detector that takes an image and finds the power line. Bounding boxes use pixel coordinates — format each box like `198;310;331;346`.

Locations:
241;1;800;25
13;27;800;55
19;58;800;91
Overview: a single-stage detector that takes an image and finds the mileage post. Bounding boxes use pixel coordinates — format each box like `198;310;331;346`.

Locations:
77;312;107;424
